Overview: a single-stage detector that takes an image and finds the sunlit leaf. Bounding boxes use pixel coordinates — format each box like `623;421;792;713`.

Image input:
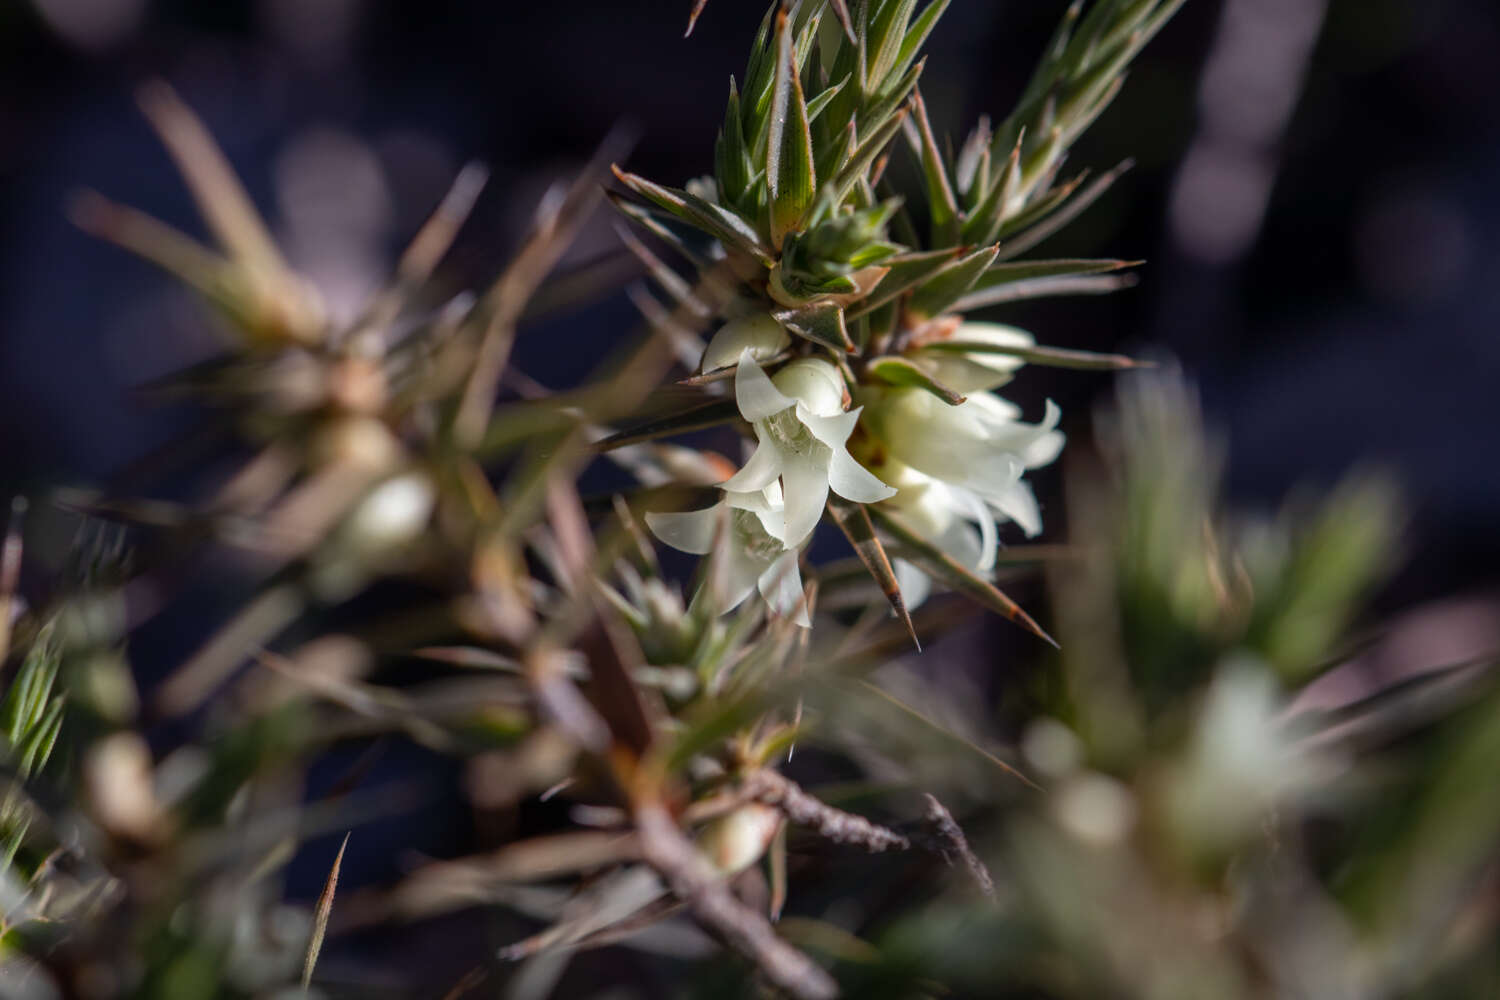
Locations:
868;505;1056;646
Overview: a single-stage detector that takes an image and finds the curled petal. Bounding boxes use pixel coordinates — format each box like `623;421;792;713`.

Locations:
721;550;764;611
727;486;787;543
1024;429;1065;470
757;550;810;627
965;391;1024;425
645;504;721;555
721;439;783;493
733;349;794;422
936;518;987;570
963;452;1026;501
827;447;897;504
991;480;1043;537
779;448;832;548
984;397;1061;455
799;406;859;450
949;485;998;572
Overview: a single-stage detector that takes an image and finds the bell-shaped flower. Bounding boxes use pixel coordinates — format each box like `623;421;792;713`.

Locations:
700;312;792;373
644;484;811;627
908;321;1035;394
854;449;998;610
859;386;1062;536
720;353;896;548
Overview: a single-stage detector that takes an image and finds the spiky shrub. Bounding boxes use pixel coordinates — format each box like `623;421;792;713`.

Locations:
3;2;1497;999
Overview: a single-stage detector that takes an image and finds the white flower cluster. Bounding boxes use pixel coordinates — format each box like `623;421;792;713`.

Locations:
648;316;1064;624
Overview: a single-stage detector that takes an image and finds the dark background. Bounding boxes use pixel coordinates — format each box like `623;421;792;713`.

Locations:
4;0;1496;607
1;0;1497;989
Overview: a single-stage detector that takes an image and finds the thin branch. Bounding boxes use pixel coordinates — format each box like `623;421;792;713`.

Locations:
917;794;997;901
634;802;838;1000
744;770;910;853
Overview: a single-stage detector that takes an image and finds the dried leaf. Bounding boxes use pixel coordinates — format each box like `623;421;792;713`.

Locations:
302;832;349;989
868;505;1057;646
828;497;921;648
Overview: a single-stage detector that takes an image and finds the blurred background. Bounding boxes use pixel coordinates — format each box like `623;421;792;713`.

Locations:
2;0;1499;992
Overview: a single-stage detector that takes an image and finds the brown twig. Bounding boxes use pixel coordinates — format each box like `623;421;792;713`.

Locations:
743;770;909;853
741;772;998;901
634;802;838;1000
917;794;997;901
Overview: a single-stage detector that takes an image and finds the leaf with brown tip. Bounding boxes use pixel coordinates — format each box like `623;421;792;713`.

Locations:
827;498;919;650
868;505;1057;646
685;0;709;36
919;338;1151;371
302;832;350;989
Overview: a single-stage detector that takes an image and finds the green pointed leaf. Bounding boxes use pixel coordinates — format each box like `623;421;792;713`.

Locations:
806;74;851;124
606;192;715;273
862;55;925;135
612;166;772;263
792;2;824;73
867;0;918;87
868;504;1057;646
1016;124;1066;208
962;129;1022;246
995;158;1134;259
891;0;951;83
827;0;856;43
0;818;29;875
741;3;780;151
817;109;909;222
846;247;960;320
767;7;817;248
909;90;960;245
905;244;999;320
2;634;57;750
716;77;755;213
953;272;1137;311
866;355;966;404
993;170;1078;240
773;302;855;352
955;117;991;201
16;698;64;780
828;497;919;649
1061;0;1133;77
815;119;857;195
919;338;1149;371
966;257;1140;298
596;399;743;452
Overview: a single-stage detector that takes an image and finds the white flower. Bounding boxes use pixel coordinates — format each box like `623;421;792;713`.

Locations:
908;321;1034;393
867;453;997;610
858;386;1066;608
720;352;896;548
700;312;792;372
859;386;1062;536
645;485;811;627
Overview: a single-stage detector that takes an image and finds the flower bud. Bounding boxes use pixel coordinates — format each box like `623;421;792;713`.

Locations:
769;358;845;417
696;802;783;875
701;313;791;372
343;472;437;556
84;732;160;842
